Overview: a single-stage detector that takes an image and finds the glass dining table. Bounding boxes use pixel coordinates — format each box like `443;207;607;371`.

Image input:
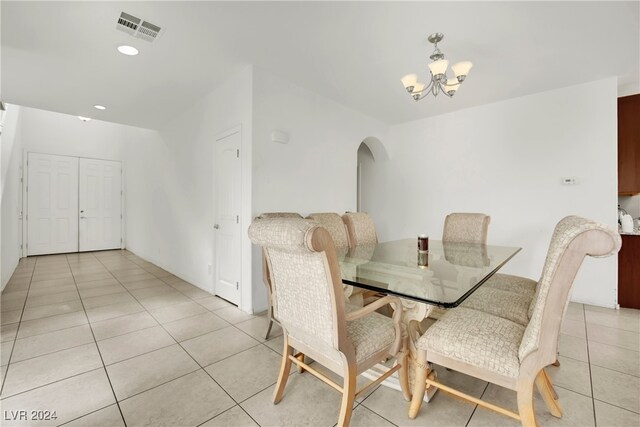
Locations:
339;238;521;308
337;238;522;401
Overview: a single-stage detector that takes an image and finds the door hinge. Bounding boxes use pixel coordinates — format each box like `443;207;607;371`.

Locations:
236;215;239;224
236;149;239;158
236;282;239;290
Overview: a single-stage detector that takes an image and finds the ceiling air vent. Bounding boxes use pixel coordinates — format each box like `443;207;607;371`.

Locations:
116;12;162;43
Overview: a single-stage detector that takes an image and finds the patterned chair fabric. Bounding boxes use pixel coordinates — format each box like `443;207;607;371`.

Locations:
256;212;304;340
460;286;532;326
249;217;410;426
410;216;621;426
342;212;378;248
419;307;524;378
519;216;621;361
259;212;303;219
442;212;491;244
463;275;537;327
483;273;537;298
307;213;350;249
308;213;356;300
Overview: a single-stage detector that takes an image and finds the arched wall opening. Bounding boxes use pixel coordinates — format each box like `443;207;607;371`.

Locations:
356;136;388;213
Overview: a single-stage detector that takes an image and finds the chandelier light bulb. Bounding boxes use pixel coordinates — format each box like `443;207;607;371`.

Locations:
401;74;418;92
428;59;449;78
452;61;473;80
412;82;425;100
445;79;461;95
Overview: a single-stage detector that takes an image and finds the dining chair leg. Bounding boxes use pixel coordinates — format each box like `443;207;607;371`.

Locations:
398;341;411;401
408;350;429;419
264;318;274;340
273;336;293;404
516;378;537;427
296;353;305;374
542;369;558;400
536;371;562;418
337;363;356;427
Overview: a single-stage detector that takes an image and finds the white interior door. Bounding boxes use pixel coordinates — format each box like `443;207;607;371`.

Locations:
79;158;122;252
214;129;241;305
27;153;79;255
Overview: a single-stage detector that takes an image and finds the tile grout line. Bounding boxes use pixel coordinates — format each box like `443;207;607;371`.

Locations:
592;397;640;416
0;257;38;397
65;252;129;427
93;251;250;425
584;304;598;427
104;250;273;426
128;301;248;423
355;383;398;426
464;382;489;426
0;367;106;401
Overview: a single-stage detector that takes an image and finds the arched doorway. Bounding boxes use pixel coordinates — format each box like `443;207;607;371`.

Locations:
357;137;388;212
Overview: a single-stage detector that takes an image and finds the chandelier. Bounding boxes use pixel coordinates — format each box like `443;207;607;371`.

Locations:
401;33;473;101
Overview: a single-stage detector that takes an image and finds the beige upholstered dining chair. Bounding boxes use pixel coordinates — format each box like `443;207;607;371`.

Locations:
409;216;621;427
307;212;366;304
440;212;539;322
442;212;491;244
257;212;303;339
428;212;491;320
440;212;536;326
342;212;378;248
249;217;410;427
307;212;350;249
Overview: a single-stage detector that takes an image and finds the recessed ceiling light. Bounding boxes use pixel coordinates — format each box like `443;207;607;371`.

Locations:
117;45;139;56
94;105;106;110
78;116;92;122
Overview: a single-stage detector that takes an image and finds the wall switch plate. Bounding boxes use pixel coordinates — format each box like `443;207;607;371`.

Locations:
562;177;577;185
208;264;212;275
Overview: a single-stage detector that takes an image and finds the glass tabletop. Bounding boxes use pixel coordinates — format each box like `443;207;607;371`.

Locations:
338;239;521;308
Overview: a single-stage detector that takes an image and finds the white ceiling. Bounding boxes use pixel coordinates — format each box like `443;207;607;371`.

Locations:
2;1;638;129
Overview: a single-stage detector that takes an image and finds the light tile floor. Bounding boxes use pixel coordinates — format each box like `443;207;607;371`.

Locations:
1;250;639;426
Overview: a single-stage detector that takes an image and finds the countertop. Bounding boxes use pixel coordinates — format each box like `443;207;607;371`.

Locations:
619;226;640;236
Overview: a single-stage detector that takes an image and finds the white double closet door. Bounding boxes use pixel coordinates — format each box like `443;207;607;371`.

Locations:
27;153;122;255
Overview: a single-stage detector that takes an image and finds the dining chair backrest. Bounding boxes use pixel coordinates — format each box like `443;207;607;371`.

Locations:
256;212;304;339
307;213;350;249
342;212;378;248
442;213;491;244
442;241;489;268
518;216;621;364
259;212;303;219
249;217;349;361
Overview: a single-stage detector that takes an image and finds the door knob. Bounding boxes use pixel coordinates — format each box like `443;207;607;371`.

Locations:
214;224;220;230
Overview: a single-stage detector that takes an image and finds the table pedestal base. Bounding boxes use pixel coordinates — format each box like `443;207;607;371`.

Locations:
360;364;438;402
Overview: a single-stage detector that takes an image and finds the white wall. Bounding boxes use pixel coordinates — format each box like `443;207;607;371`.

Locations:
1;104;24;289
124;66;254;312
369;78;619;307
18;106;133;161
251;68;389;311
